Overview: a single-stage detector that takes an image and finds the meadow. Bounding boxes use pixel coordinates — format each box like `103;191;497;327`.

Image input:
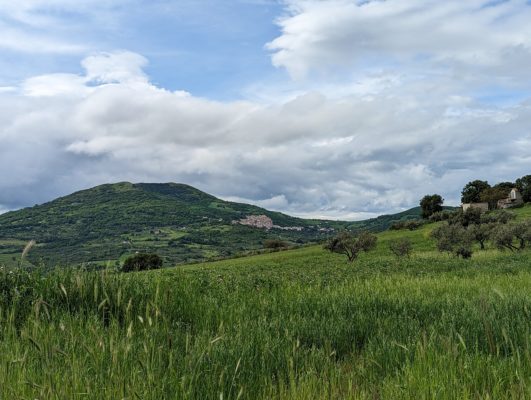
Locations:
0;205;530;399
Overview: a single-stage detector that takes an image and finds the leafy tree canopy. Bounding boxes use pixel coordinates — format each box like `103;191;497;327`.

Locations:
461;180;490;203
419;194;444;219
121;253;163;272
516;175;531;202
480;182;514;203
324;231;377;263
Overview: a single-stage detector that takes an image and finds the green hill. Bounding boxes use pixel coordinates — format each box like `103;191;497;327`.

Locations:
0;182;426;267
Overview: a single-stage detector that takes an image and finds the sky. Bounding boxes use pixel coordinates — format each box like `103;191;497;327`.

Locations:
0;0;530;220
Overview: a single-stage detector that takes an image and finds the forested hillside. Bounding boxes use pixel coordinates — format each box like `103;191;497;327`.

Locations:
0;182;424;267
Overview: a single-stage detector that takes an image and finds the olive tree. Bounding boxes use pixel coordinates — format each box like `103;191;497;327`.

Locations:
324;231;377;262
431;224;474;258
388;238;413;259
491;221;531;251
469;223;495;250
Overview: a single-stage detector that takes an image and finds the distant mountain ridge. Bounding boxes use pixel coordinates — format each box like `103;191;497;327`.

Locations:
0;182;424;267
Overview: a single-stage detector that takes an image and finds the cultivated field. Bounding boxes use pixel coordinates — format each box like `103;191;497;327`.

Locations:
1;205;530;399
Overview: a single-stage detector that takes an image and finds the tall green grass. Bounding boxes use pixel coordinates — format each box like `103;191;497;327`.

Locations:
1;239;530;399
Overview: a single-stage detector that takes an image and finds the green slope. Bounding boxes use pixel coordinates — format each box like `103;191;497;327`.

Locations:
0;182;427;267
0;205;529;398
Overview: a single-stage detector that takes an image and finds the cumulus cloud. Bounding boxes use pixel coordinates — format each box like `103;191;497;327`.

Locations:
268;0;531;81
0;49;530;219
22;51;149;97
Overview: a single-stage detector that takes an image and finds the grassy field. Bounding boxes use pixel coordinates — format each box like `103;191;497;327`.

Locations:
0;205;530;399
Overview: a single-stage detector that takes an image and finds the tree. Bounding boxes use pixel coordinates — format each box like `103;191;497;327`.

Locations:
448;207;482;227
515;175;531;203
481;210;515;225
493;181;515;192
324;231;377;262
389;220;424;231
469;223;494;250
388;238;413;259
512;221;531;250
480;183;513;205
491;221;531;252
461;180;490;203
430;224;473;258
428;210;453;222
121;253;163;272
264;239;289;250
420;194;444;219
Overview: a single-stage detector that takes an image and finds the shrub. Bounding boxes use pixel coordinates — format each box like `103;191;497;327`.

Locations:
455;247;473;259
481;210;515;225
388;238;413;259
406;220;423;231
389;221;404;230
469;223;495;250
491;221;531;251
431;224;473;259
121;253;163;272
448;208;482;227
263;239;289;250
428;210;453;222
324;231;377;263
389;220;424;231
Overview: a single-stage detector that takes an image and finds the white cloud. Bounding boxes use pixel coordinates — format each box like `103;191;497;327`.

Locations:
0;23;86;54
223;194;290;211
0;0;132;23
22;51;149;97
0;87;17;93
82;51;149;85
268;0;531;81
0;50;530;219
0;0;131;54
1;0;531;219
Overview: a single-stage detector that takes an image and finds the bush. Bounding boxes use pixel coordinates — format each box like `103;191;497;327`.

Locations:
431;224;473;259
121;253;163;272
389;220;424;231
455;247;473;259
481;210;515;225
389;222;403;230
469;223;495;250
388;238;413;259
324;231;377;263
0;266;41;326
448;208;482;227
428;210;453;222
491;221;531;251
263;239;289;250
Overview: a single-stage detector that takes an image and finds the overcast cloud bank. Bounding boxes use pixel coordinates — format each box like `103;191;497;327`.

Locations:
0;0;530;219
